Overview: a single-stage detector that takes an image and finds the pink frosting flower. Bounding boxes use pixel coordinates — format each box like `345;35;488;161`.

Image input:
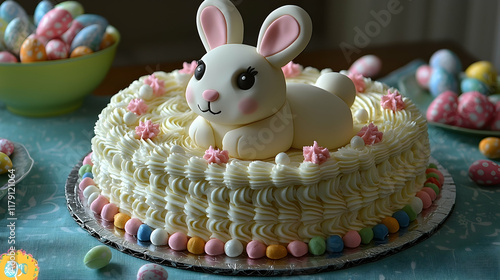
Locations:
179;60;197;75
127;98;148;115
303;141;330;165
357;123;383;145
135;120;160;139
381;89;406;111
281;61;302;78
348;72;366;93
203;146;229;164
144;74;165;97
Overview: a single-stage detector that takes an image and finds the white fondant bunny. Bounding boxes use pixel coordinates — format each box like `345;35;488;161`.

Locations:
186;0;356;160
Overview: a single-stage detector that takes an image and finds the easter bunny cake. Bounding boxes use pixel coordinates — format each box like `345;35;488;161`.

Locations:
86;0;433;259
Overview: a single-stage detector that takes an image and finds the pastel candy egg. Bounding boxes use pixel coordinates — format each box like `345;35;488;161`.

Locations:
84;245;112;269
426;90;459;125
187;236;205;255
0;51;17;62
55;1;85;18
124;217;142;236
100;203;119;222
137;224;153;242
204;239;225;256
82;185;98;198
60;20;84;45
4;17;33;55
46;39;69;60
90;195;109;215
416;64;433;89
20;35;47;62
348;54;382;78
469;159;500;186
70;45;93;58
74;14;108;32
0;0;28;23
150;228;169;246
466;61;497;88
308;236;326;255
114;213;131;229
429;67;459;97
479;137;500;159
0;152;13;174
326;235;344;253
137;263;168;280
34;1;54;26
342;230;361;248
287;240;308;257
36;8;73;40
266;244;288;259
246;240;266;259
168;232;188;251
461;77;490;95
430;49;462;75
224;239;243;257
71;24;103;52
0;139;14;156
99;32;115;50
457;91;495;129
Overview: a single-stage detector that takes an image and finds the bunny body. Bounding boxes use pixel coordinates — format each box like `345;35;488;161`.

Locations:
187;0;356;159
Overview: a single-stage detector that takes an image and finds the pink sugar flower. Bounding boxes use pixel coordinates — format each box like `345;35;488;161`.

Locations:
144;74;165;97
381;89;406;111
127;98;148;115
348;72;366;93
303;141;330;165
203;146;229;164
357;123;383;145
281;61;302;78
135;120;160;139
179;60;198;75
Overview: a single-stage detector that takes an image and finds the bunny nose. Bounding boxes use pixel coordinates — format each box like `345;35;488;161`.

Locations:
202;89;219;102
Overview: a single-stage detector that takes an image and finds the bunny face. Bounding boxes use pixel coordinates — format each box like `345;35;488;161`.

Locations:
186;44;287;126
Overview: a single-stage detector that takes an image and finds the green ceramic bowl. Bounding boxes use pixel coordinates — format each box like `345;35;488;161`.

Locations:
0;26;120;117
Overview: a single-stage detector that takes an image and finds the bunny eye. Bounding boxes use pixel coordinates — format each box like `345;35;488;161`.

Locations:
194;60;205;80
237;67;258;90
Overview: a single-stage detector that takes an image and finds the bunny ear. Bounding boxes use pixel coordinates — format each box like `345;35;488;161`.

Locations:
197;0;244;52
257;5;312;68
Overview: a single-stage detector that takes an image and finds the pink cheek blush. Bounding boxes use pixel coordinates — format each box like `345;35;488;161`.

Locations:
186;87;194;104
238;98;259;115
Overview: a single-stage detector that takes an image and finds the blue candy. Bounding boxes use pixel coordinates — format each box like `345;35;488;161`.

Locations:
326;235;344;253
373;224;389;241
137;224;153;242
392;210;410;228
82;172;94;179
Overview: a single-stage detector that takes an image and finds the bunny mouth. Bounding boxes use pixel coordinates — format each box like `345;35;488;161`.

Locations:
198;102;221;115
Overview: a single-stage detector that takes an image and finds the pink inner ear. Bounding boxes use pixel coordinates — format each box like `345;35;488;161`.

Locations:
201;6;228;50
258;15;300;58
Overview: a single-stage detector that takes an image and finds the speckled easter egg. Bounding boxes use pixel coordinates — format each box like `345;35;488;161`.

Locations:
0;51;17;62
36;8;73;40
461;78;490;95
55;1;85;18
34;0;54;26
71;24;104;52
489;101;500;130
469;159;500;186
20;35;47;62
46;39;69;60
479;137;500;159
4;17;33;55
74;14;108;32
0;152;13;174
430;49;462;75
416;64;432;89
99;32;115;50
466;61;497;88
0;0;28;23
426;90;459;125
348;54;382;78
83;245;112;269
137;263;168;280
70;45;92;58
457;91;495;129
60;19;83;45
0;139;14;156
429;67;459;97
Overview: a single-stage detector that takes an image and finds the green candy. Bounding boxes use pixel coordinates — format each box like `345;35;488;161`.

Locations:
426;172;440;181
84;245;112;269
359;227;374;245
402;205;417;222
308;236;326;256
79;164;92;178
425;183;440;195
428;163;438;169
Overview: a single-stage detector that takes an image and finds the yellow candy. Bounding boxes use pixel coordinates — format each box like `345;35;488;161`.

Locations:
0;152;13;174
465;61;497;88
479;137;500;159
265;244;287;260
381;217;400;234
187;236;205;255
113;213;131;229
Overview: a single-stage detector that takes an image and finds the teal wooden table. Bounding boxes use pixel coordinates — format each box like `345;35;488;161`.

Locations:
1;63;499;279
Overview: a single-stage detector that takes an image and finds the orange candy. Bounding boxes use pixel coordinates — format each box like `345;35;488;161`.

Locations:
113;213;131;229
100;32;115;50
266;244;287;260
381;216;400;234
187;236;205;255
20;36;47;62
70;46;93;58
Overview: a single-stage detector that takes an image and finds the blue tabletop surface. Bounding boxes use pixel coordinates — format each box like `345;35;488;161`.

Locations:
1;63;500;279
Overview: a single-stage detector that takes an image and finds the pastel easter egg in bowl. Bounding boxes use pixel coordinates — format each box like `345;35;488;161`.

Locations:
0;25;119;117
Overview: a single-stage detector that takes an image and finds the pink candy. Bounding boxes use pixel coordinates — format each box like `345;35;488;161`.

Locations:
205;239;225;256
342;230;361;248
458;91;495;129
124;218;143;236
79;177;95;191
287;240;308;257
469;159;500;186
0;139;14;156
90;195;109;215
168;232;188;251
101;203;119;222
246;240;266;259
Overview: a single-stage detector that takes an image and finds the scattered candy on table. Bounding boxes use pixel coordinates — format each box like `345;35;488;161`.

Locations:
137;263;168;280
479;137;500;159
83;245;112;269
469;159;500;186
